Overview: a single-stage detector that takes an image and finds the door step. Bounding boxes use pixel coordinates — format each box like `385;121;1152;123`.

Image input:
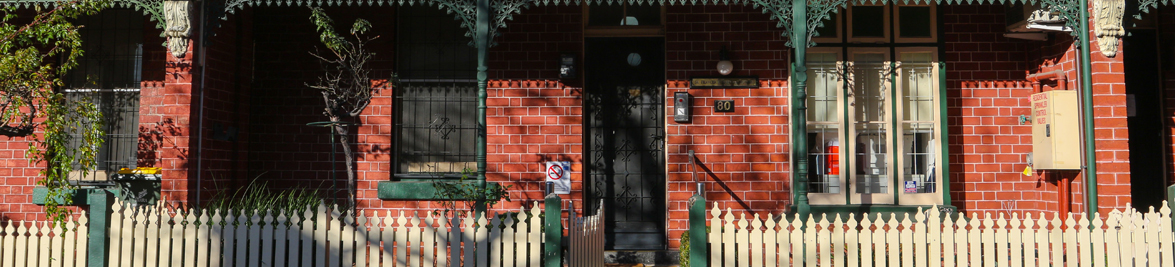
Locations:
603;250;679;266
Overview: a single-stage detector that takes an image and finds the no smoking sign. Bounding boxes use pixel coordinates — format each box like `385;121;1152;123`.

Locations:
545;161;571;194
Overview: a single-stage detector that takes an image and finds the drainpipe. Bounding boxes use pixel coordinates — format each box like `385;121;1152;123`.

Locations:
1077;0;1098;216
195;0;209;206
1026;70;1068;92
791;2;811;221
474;0;490;215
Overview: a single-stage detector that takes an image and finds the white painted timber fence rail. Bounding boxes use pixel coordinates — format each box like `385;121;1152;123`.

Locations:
0;213;89;267
568;201;604;267
708;203;1175;267
3;200;545;267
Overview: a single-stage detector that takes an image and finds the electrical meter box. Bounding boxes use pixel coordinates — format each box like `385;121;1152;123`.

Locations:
1031;90;1081;170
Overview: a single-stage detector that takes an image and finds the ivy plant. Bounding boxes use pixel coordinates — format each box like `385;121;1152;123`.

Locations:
1;0;109;225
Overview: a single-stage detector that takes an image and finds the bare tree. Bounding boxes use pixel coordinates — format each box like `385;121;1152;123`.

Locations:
306;7;380;209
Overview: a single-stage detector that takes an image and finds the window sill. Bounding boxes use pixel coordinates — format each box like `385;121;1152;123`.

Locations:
377;181;502;200
32;187;116;206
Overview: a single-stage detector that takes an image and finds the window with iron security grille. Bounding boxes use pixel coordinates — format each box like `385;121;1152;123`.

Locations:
394;6;478;179
61;9;144;184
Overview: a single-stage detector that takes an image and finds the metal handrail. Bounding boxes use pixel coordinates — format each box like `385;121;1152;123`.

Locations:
689;150;703;195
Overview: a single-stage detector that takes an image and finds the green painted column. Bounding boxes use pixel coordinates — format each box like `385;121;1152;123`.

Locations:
688;194;708;267
1167;185;1174;228
87;189;113;267
790;0;811;221
1077;0;1099;216
474;0;490;215
543;194;562;267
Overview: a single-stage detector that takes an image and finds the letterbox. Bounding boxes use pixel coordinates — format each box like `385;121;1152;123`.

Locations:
1031;90;1081;170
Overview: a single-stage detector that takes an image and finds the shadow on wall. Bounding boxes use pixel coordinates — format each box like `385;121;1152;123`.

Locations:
138;117;186;167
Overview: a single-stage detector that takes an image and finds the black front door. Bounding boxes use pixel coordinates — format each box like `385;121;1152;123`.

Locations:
584;37;666;250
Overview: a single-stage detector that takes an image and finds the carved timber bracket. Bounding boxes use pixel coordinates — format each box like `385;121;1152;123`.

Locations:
163;0;194;58
1091;0;1123;57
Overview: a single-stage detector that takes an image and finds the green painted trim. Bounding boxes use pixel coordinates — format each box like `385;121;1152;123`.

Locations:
32;187;121;206
688;194;708;267
376;181;502;200
1077;0;1098;216
889;54;899;201
936;6;951;207
543;194;562;267
87;190;113;267
32;187;84;205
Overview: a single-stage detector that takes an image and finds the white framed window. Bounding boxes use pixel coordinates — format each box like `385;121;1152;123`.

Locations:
801;48;943;206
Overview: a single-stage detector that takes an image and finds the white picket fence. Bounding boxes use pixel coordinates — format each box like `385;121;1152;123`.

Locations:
568;201;604;267
1;200;546;267
708;203;1175;267
0;215;90;267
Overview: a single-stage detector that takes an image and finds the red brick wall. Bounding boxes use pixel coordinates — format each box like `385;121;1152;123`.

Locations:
247;6;397;208
944;3;1133;216
663;4;791;249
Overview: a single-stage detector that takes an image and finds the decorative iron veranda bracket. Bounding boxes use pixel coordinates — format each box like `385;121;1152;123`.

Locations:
745;0;848;48
205;0;530;47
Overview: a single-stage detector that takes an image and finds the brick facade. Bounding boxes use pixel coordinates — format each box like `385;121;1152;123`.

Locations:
0;3;1161;252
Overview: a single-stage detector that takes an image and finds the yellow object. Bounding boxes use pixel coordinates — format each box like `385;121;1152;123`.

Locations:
1023;166;1033;176
117;167;161;174
1031;90;1081;170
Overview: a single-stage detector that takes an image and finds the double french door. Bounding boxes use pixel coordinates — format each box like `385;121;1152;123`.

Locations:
804;48;944;205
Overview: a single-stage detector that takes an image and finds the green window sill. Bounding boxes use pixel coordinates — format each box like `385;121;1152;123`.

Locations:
377;181;502;200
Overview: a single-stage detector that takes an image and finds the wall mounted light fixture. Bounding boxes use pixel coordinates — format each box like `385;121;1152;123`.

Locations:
716;46;733;76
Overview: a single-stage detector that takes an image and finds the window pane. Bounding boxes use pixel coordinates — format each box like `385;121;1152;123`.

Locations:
397;6;476;79
588;4;625;26
806;53;839;122
855;125;887;194
626;4;662;26
851;53;888;194
396;7;480;177
815;14;838;39
901;53;935;121
808;129;841;194
396;83;478;175
62;9;144;183
902;124;936;193
851;6;885;38
898;6;932;38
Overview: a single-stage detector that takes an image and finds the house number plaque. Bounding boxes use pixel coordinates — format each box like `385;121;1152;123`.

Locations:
714;100;735;113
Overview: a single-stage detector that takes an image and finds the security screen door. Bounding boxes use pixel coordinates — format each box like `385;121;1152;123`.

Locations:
584;37;666;250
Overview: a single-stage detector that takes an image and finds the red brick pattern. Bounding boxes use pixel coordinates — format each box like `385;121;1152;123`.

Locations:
663;5;791;249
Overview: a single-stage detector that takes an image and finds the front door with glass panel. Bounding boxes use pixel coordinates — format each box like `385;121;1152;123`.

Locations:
805;48;943;205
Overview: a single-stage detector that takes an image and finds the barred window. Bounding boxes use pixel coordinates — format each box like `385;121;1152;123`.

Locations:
61;9;144;184
394;6;478;179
